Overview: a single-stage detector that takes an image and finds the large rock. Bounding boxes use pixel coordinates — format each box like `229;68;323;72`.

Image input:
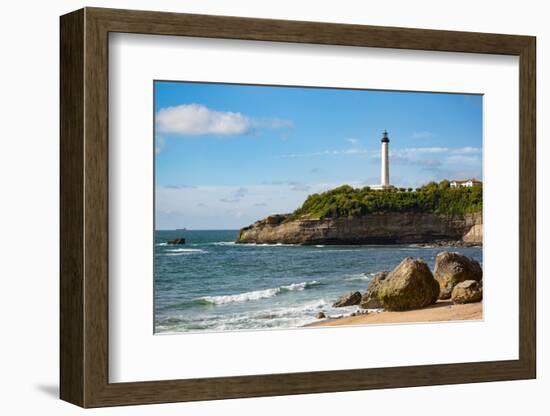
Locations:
462;224;483;245
378;257;440;311
359;271;389;309
332;291;362;308
451;280;483;304
434;251;482;299
167;238;186;245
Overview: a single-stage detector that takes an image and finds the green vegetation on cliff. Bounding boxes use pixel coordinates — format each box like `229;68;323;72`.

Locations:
288;180;482;220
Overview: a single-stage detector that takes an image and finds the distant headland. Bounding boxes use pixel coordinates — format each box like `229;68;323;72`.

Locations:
236;180;483;246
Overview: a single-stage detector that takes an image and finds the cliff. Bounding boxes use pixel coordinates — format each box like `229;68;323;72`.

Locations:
236;211;482;245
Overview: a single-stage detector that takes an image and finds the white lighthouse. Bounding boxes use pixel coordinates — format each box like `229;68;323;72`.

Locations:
380;130;390;187
370;130;394;190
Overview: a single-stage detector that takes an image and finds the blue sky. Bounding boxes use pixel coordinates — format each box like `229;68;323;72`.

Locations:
155;81;482;230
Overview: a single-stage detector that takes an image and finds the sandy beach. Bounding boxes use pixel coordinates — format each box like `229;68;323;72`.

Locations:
306;300;482;327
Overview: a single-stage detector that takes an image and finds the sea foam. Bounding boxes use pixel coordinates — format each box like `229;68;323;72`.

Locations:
165;248;208;256
344;272;374;282
197;280;321;305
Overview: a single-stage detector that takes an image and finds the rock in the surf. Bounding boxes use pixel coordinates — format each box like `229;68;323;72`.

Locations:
167;238;186;245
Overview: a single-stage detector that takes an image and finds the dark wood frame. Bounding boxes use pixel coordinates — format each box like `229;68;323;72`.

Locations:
60;7;536;408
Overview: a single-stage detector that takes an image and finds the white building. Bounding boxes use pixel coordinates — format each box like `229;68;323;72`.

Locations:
370;130;395;190
450;179;482;188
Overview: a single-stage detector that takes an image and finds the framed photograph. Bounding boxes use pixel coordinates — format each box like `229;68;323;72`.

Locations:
60;7;536;408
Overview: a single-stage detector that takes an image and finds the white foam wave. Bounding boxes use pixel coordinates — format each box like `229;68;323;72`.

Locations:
239;242;297;247
344;273;373;282
167;248;206;252
165;248;208;256
197;280;321;305
210;241;236;246
156;297;368;333
306;249;361;254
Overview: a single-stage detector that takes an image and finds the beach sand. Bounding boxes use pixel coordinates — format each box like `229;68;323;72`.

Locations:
307;300;482;327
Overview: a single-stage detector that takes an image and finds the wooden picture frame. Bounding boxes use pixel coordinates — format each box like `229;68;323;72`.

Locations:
60;7;536;408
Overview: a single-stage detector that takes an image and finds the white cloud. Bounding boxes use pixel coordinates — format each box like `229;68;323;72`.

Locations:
156;104;292;136
446;155;481;165
390;154;442;168
396;147;449;154
388;147;481;158
164;184;195;189
455;146;482;154
220;187;248;203
157;104;250;135
155;181;366;229
282;144;482;160
281;145;481;160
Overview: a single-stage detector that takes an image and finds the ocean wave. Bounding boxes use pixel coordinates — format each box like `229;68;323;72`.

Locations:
156;298;330;332
156;242;167;246
210;241;236;246
306;249;362;254
344;273;373;282
238;242;298;247
196;280;322;305
165;248;208;256
253;299;329;318
155;297;365;333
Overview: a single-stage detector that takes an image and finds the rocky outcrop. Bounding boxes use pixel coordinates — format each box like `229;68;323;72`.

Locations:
332;291;362;307
462;223;482;245
451;280;483;304
167;238;186;245
434;251;483;299
237;212;482;245
378;257;440;311
359;271;389;309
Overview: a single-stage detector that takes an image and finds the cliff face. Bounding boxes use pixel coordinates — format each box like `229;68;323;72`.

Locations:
237;212;482;245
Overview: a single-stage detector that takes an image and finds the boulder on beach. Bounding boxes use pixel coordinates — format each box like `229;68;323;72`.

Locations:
316;311;326;319
451;280;483;304
359;271;389;309
333;291;362;308
378;257;440;311
167;238;186;245
434;251;482;299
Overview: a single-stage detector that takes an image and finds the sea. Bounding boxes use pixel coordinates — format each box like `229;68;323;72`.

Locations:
154;229;482;334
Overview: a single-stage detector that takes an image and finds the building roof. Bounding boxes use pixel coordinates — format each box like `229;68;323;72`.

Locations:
450;179;482;184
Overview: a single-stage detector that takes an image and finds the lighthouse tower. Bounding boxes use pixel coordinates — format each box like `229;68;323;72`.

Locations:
380;130;390;187
370;130;393;190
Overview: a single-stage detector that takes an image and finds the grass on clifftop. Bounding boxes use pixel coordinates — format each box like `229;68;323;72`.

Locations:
287;180;482;220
